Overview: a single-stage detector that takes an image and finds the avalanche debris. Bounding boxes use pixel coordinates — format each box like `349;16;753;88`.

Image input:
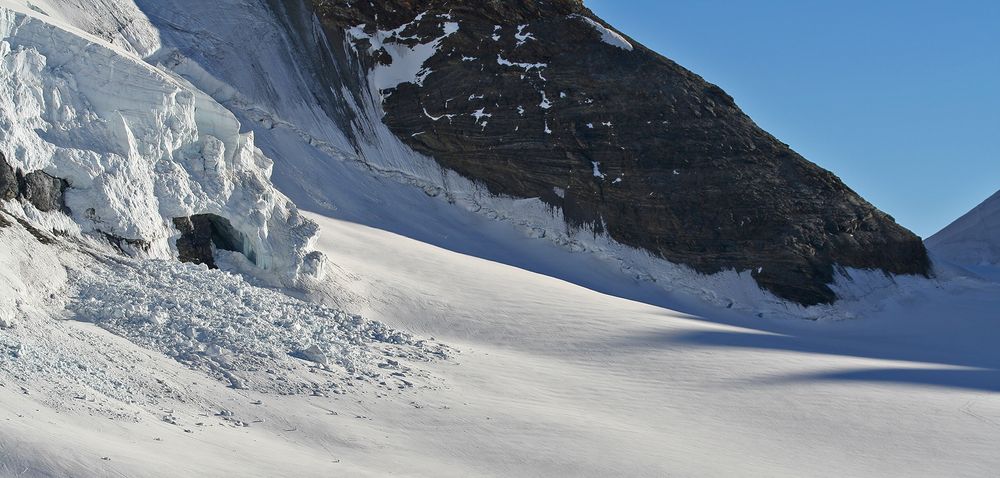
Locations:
67;255;449;394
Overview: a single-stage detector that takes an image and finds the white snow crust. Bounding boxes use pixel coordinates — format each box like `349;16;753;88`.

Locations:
570;14;634;51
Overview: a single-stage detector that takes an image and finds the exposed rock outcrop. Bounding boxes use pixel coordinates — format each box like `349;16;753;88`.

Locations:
1;152;69;213
311;0;930;305
0;153;15;202
173;214;255;269
18;169;68;213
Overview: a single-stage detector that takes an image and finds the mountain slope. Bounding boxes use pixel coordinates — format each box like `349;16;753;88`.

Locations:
926;190;1000;267
310;0;930;305
0;2;998;477
3;201;1000;478
12;0;923;314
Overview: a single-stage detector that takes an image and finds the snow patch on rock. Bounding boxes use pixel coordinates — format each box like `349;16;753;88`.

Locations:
347;18;459;92
570;14;634;51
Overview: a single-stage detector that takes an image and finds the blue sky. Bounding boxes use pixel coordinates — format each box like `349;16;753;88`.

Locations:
587;0;999;238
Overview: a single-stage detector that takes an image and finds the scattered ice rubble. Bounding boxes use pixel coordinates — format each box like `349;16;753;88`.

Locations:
65;252;448;394
0;213;446;430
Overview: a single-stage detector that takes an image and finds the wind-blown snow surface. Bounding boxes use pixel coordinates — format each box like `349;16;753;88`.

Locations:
5;209;1000;477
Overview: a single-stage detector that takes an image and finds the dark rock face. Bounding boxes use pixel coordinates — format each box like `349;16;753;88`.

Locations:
173;214;254;269
1;151;70;213
0;153;16;202
102;233;151;255
19;170;67;213
311;0;930;305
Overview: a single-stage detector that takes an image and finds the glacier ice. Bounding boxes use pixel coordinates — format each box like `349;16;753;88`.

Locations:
0;6;323;285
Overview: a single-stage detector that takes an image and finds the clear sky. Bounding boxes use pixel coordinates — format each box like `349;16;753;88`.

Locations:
586;0;999;238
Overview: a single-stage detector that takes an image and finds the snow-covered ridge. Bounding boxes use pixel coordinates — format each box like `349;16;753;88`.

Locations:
0;5;323;284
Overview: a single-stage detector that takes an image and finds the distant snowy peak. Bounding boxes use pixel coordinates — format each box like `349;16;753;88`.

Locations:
312;0;930;306
926;190;1000;266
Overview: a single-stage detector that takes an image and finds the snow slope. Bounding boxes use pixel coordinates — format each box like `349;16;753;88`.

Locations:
302;213;1000;477
0;211;449;476
4;208;999;477
927;190;1000;271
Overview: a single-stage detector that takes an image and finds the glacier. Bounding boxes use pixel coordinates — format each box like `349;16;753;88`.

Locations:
0;2;323;285
0;1;998;477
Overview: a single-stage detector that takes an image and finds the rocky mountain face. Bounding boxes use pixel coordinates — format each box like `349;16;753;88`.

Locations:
309;0;929;305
